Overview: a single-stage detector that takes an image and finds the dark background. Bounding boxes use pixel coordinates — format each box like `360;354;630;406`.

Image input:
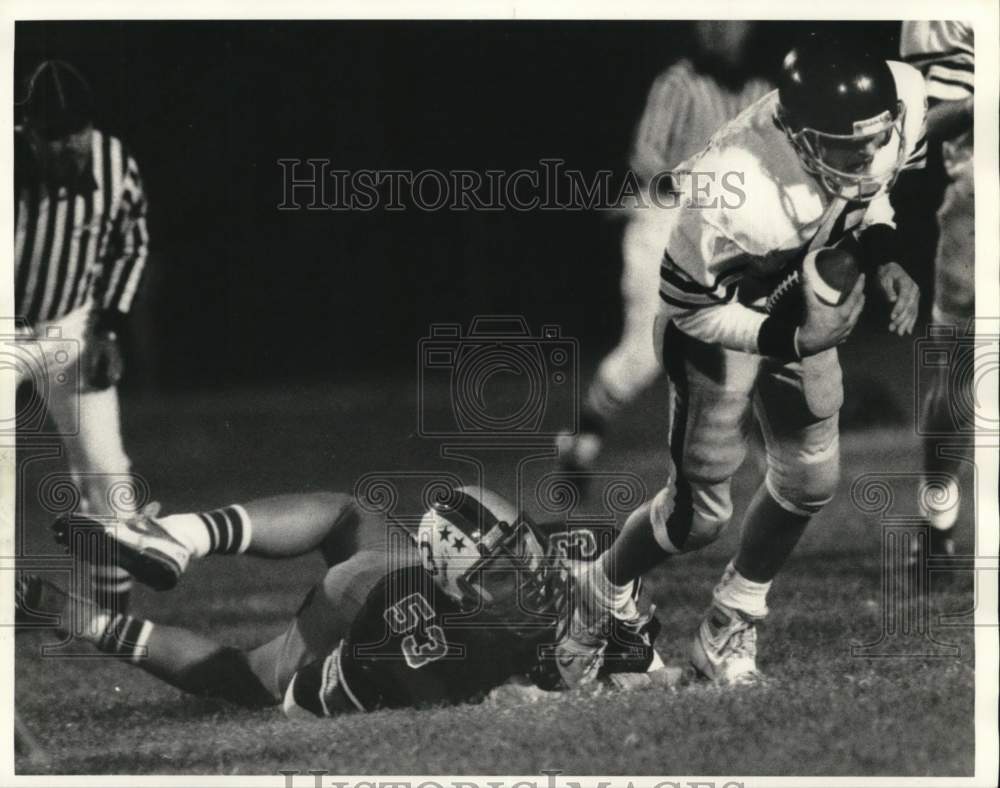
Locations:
14;20;945;390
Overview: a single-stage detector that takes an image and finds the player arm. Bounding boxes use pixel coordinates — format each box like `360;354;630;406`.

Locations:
925;95;973;141
852;195;920;336
93;154;150;333
900;22;973;143
661;222;800;358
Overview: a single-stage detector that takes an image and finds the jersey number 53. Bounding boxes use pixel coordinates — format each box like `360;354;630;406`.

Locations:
384;593;449;669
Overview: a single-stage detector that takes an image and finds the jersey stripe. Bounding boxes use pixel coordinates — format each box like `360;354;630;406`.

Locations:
14;127;149;325
54;193;85;317
38;195;69;320
24;190;56;320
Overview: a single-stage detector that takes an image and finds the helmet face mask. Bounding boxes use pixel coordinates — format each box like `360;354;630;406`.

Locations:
776;36;908;203
416;488;554;628
779;100;906;202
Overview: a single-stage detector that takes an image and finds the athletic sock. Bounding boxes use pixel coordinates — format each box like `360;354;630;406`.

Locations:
159;504;252;558
89;565;133;616
587;560;637;620
82;610;154;664
714;561;771;619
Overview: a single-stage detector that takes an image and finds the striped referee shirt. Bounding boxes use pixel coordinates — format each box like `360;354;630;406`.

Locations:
14;126;149;327
900;21;974;174
630;59;773;183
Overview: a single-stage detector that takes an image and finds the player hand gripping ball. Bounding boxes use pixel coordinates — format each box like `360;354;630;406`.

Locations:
766;246;866;357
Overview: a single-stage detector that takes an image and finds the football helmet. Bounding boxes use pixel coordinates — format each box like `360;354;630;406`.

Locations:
416;486;554;621
776;37;907;202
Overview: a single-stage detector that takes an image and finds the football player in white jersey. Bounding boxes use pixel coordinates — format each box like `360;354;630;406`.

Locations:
900;21;975;558
557;35;927;687
557;22;773;480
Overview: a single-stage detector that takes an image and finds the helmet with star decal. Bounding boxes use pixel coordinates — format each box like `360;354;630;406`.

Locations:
415;486;551;620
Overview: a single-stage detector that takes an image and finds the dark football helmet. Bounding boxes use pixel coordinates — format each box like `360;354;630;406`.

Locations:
775;36;907;201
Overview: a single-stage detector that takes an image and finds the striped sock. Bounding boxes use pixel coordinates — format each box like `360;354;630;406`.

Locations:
160;504;252;558
84;611;154;663
90;566;133;616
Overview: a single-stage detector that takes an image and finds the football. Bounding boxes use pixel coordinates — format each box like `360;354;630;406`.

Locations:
766;247;862;319
804;247;862;306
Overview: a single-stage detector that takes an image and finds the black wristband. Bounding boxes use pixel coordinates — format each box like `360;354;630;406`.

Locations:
758;316;799;359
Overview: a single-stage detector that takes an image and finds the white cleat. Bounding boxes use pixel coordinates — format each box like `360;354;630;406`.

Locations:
690;601;764;686
553;611;608;689
53;505;190;591
552;561;615;688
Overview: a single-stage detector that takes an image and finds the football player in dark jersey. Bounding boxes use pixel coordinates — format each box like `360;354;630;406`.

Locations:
17;486;664;717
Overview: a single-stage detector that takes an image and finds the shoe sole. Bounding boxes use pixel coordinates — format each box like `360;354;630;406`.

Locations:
53;516;181;592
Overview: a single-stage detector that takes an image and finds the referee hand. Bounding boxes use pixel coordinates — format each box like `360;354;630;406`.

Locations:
83;329;124;389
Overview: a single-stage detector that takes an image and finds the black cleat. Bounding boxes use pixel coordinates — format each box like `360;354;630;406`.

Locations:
15;574;66;630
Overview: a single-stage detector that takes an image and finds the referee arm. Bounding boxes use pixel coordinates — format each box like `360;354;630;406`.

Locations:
94;153;150;335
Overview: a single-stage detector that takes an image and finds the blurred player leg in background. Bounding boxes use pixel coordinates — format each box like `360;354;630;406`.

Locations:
557;211;663;473
901;22;975;557
557;22;773;482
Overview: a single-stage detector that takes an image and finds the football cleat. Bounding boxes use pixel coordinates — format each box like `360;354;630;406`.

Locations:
552;606;608;689
15;574;66;629
601;604;662;676
551;560;640;688
551;562;611;688
690;601;764;686
52;505;189;591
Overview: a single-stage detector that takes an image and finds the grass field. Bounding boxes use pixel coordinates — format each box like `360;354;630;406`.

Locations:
13;363;978;777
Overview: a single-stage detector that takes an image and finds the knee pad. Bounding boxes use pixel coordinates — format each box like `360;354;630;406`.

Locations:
766;434;840;516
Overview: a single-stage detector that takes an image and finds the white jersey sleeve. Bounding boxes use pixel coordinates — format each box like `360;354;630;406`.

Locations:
657;182;771;355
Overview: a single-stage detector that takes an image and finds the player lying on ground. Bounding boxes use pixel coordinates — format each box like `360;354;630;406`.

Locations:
555;35;928;687
17;487;664;717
